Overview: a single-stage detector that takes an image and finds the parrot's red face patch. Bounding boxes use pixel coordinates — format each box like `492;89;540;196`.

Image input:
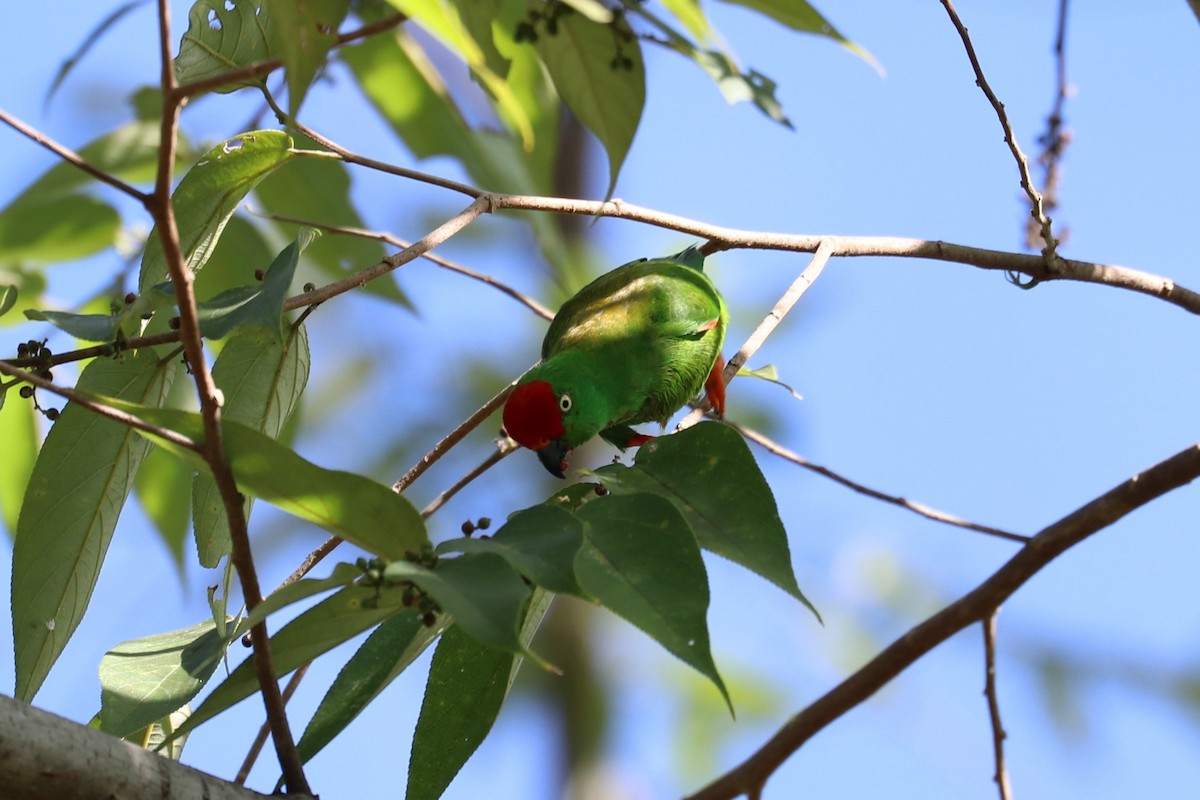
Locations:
503;380;566;451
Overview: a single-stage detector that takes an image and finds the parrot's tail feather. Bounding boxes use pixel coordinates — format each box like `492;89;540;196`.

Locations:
705;354;727;417
669;243;705;271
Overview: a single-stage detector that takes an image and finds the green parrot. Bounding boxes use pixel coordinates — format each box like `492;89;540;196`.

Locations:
502;245;728;477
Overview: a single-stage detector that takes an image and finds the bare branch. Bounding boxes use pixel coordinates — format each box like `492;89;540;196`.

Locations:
420;438;519;518
248;206;554;320
235;662;311;786
679;241;833;429
0;107;149;203
983;611;1014;800
685;440;1200;800
1026;0;1072;251
938;0;1059;263
733;422;1029;543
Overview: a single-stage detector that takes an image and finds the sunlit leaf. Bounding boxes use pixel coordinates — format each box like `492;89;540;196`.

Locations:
98;620;227;739
534;9;644;196
138;130;295;291
175;0;274;92
11;350;177;701
718;0;880;73
266;0;350;118
19;119;168;201
407;590;552;800
0;392;38;537
0;194;119;263
22;309;122;342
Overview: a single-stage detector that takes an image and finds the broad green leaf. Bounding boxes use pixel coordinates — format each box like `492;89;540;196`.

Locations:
0;284;16;318
193;321;309;566
0;392;38;537
659;0;711;41
436;504;585;596
130;706;192;760
192;215;277;303
256;143;409;307
22;309;122;342
384;0;533;147
175;0;274;92
407;589;553;800
593;421;817;619
11;350;177;701
383;553;532;655
20;119;167;201
535;9;645;196
718;0;878;72
295;611;441;765
178;585;412;736
0;266;47;328
574;494;729;709
138;130;295;291
266;0;350;118
194;229;314;339
111;403;427;559
0;194;119;263
98;620;227;739
134;445;194;571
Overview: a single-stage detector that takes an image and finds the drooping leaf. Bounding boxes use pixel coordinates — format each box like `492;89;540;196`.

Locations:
19;119;168;201
128;706;192;760
191;214;276;302
138;129;295;291
193;228;315;339
11;350;177;701
383;553;533;656
534;9;645;196
295;611;441;766
110;403;427;560
22;309;122;342
98;620;227;739
574;494;729;708
193;321;309;566
436;504;585;596
718;0;879;72
239;563;362;632
738;363;804;400
178;585;412;737
0;267;47;328
0;194;120;264
593;421;817;619
407;590;553;800
175;0;274;92
134;445;194;571
266;0;350;118
0;284;16;319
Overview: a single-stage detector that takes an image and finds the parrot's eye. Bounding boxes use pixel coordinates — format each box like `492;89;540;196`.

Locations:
558;393;573;413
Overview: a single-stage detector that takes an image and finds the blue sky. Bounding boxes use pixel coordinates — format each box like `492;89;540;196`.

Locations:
3;2;1200;798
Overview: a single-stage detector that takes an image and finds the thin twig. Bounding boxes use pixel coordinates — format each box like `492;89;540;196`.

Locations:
235;662;312;786
420;438;519;518
937;0;1058;264
1026;0;1072;251
173;12;407;98
0;107;149;202
153;1;309;793
734;422;1028;543
685;441;1200;800
247;206;554;320
678;240;834;429
983;611;1014;800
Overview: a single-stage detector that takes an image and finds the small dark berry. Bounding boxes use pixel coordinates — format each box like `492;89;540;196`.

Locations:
140;313;153;321
303;282;316;292
241;633;253;648
461;520;475;536
40;346;51;358
421;612;437;627
254;269;265;281
546;17;558;34
16;342;28;357
169;316;181;330
37;369;52;381
594;484;609;496
124;292;138;305
476;517;492;530
44;408;59;421
19;385;34;398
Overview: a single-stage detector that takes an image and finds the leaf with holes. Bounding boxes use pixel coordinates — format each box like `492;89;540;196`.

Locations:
176;0;274;92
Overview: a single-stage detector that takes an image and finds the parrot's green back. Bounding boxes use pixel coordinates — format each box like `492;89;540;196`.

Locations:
532;246;727;447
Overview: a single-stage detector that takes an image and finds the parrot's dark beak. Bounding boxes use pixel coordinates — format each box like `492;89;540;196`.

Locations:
536;439;571;479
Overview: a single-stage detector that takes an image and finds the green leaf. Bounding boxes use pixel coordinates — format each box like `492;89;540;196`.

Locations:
11;350;177;701
690;50;792;128
0;194;119;263
194;228;315;339
593;421;817;619
717;0;880;72
239;563;362;632
111;403;427;560
535;10;645;196
128;706;193;759
193;321;309;566
738;363;803;400
257;142;409;308
659;0;711;41
175;0;274;92
266;0;350;118
383;553;532;656
98;620;227;739
436;504;585;596
0;284;16;318
138;129;295;291
407;590;552;800
134;445;194;571
295;611;441;766
0;392;38;537
574;494;729;709
179;585;412;736
21;119;167;201
22;309;121;342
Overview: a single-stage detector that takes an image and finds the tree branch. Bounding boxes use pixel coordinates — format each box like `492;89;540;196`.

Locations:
938;0;1059;264
0;694;275;800
983;611;1014;800
685;440;1200;800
